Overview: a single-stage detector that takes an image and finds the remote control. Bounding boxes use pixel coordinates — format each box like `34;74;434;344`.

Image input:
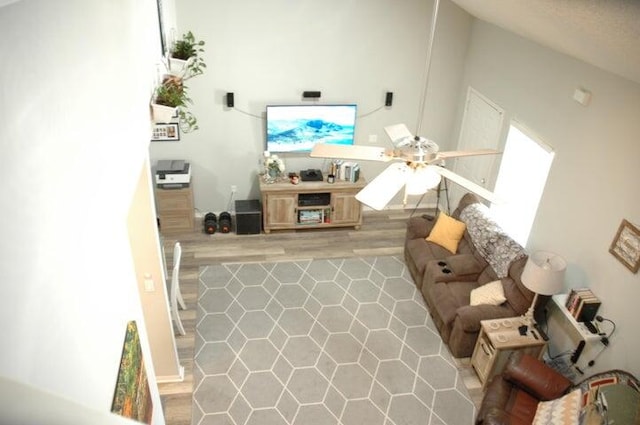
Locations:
584;321;598;334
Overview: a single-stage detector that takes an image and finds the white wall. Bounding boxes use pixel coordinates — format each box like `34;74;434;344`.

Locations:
0;0;166;422
457;21;640;377
150;0;472;213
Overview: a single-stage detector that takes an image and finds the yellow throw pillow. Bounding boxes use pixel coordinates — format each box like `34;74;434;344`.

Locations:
470;280;506;306
425;212;467;253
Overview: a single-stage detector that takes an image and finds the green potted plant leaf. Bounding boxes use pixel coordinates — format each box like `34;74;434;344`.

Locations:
152;75;188;121
169;31;206;79
151;75;199;133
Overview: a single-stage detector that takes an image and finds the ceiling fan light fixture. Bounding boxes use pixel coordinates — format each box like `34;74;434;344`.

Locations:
405;166;441;195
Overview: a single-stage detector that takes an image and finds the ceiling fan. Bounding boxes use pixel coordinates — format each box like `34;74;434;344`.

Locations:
310;0;501;211
310;124;501;210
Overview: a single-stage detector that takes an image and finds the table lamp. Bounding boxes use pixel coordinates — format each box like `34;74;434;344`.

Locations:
521;251;566;325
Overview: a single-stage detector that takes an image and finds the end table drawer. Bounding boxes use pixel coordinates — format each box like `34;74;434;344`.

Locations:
472;334;494;381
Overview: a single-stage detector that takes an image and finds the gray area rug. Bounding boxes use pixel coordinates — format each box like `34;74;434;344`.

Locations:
193;256;475;425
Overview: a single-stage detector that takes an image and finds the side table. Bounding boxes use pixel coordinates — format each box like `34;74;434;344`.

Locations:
471;317;547;388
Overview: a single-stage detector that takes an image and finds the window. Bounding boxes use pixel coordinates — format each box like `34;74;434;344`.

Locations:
490;123;554;246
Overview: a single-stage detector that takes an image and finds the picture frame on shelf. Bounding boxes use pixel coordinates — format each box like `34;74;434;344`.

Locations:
609;219;640;273
151;122;180;142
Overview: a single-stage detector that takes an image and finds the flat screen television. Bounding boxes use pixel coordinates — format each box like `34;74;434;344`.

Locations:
266;104;357;153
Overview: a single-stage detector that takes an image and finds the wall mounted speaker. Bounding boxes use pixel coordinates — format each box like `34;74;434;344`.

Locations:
226;92;234;107
302;91;321;99
385;92;394;107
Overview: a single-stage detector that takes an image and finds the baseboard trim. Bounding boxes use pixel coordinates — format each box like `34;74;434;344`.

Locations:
156;365;185;383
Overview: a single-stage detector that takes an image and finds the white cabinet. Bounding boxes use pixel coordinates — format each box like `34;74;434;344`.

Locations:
546;294;602;371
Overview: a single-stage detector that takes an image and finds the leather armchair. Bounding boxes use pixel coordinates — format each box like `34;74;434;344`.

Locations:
476;351;572;425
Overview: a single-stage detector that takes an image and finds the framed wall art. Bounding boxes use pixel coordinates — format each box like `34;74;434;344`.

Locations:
151;122;180;142
609;219;640;273
112;321;153;424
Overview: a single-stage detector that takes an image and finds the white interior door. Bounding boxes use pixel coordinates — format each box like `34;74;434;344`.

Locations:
449;87;504;205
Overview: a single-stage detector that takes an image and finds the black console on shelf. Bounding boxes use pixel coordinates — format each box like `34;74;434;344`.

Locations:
298;192;330;206
300;169;323;181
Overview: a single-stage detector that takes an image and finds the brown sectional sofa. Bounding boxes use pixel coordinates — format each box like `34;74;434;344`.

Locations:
404;193;537;358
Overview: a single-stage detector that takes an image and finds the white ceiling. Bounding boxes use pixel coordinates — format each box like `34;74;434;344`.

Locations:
450;0;640;84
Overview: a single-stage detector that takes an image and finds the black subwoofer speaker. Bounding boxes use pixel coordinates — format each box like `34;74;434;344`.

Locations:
235;200;262;235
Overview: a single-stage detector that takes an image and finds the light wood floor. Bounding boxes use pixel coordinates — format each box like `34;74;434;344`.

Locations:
157;208;483;425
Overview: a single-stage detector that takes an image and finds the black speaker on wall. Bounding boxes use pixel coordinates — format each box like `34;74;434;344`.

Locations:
385;91;394;107
302;91;321;99
226;92;234;107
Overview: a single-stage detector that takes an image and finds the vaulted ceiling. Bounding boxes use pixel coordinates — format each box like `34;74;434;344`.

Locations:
450;0;640;84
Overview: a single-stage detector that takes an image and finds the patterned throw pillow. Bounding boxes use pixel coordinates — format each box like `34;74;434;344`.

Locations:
532;389;582;425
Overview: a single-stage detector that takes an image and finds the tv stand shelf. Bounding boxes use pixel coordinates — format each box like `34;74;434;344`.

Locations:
259;176;366;233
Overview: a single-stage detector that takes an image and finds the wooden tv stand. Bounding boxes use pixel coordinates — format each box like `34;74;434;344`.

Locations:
259;176;366;233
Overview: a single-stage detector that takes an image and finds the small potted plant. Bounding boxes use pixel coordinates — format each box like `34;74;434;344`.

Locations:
169;31;206;79
151;75;198;132
150;31;206;133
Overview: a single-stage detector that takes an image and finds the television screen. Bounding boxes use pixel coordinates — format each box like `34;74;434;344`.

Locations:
266;104;357;153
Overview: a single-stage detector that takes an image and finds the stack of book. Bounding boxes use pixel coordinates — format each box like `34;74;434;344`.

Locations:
338;161;360;182
565;288;601;322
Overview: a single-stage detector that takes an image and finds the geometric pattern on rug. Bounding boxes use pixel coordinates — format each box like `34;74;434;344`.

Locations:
193;256;475;425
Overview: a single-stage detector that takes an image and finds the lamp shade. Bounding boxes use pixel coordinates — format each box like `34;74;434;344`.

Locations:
405;166;441;195
521;251;566;295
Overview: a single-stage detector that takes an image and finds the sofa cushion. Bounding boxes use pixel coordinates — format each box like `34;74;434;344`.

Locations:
429;280;477;327
426;212;467;253
470;280;506;306
445;254;485;276
532;389;582;425
406;238;455;277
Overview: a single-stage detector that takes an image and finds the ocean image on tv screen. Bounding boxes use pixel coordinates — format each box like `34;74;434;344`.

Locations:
266;104;357;153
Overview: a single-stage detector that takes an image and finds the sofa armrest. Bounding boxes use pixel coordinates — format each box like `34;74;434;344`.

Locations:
455;304;515;332
503;352;571;401
406;216;435;240
476;377;513;425
424;260;481;289
481;408;511;425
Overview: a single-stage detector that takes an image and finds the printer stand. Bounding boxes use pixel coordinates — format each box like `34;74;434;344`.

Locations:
155;185;195;233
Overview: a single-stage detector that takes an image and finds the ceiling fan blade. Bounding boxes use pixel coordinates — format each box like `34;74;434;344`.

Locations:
431;166;503;204
310;143;393;162
355;163;409;210
384;123;414;145
435;148;501;160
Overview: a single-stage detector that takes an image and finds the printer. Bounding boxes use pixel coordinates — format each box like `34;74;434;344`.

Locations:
155;160;191;188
